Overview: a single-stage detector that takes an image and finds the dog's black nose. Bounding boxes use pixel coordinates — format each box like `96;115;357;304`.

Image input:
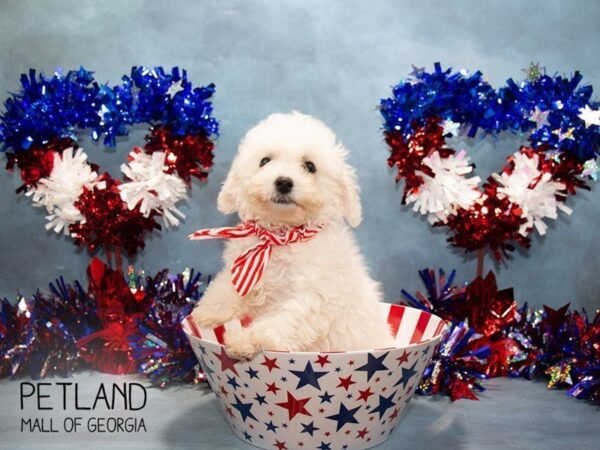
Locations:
274;177;294;195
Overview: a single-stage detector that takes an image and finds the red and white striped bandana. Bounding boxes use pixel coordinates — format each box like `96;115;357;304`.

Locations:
189;221;322;297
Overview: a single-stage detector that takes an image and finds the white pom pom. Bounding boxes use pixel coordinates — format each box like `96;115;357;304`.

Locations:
406;150;481;223
27;147;98;234
494;152;571;236
119;150;188;227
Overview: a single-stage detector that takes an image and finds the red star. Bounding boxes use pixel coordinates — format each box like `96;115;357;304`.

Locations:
396;350;411;365
324;431;331;437
315;354;331;367
219;385;229;396
212;347;239;375
336;375;356;391
261;355;280;372
274;440;287;450
268;411;274;416
357;386;374;402
249;424;254;429
374;377;381;382
298;442;304;447
266;382;281;394
276;391;312;420
345;430;351;435
357;427;369;439
348;360;355;366
389;408;400;421
318;407;325;413
225;406;235;418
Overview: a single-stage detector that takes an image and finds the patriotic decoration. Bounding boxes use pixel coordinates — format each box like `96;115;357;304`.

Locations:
1;66;218;258
380;63;599;260
189;221;322;296
183;304;445;450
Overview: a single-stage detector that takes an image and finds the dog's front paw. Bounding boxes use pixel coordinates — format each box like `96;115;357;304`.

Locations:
191;301;229;328
224;328;261;360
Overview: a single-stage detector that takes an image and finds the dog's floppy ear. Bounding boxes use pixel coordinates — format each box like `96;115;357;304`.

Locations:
339;159;362;227
217;161;240;214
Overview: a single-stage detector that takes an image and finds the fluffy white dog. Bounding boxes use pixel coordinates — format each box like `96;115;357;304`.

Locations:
191;112;394;359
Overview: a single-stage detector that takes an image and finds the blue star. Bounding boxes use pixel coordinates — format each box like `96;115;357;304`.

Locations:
281;376;287;382
243;383;249;388
242;430;252;441
394;360;418;389
370;391;397;419
231;395;257;423
198;344;207;355
300;421;320;436
258;434;264;440
245;367;259;379
254;394;267;405
318;391;334;403
288;358;296;364
290;361;328;390
356;352;389;381
226;375;240;390
335;367;341;373
264;420;278;432
326;402;361;431
317;441;332;450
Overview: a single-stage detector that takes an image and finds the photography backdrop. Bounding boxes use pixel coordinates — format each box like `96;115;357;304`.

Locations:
1;0;599;312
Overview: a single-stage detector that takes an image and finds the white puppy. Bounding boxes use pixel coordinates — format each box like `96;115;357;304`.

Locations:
192;112;394;359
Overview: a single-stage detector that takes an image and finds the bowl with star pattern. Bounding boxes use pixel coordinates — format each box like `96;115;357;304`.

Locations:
183;304;445;450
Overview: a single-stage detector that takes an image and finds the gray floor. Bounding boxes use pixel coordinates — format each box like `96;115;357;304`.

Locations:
0;373;597;449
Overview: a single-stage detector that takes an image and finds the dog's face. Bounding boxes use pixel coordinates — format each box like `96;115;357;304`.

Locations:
217;112;362;228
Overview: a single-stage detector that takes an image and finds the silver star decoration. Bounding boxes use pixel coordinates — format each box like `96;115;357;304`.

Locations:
582;159;599;181
166;79;184;99
442;119;461;137
553;127;575;141
529;106;550;129
578;105;600;128
407;64;425;84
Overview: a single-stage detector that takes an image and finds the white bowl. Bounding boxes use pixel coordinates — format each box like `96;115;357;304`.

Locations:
183;304;445;450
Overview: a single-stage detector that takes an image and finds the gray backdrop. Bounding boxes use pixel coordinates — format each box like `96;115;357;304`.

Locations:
1;0;598;311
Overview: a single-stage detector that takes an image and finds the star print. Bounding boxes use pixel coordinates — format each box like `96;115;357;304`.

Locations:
276;391;312;420
346;393;353;399
290;361;328;390
274;440;287;450
408;64;425;83
318;407;325;413
315;354;331;367
357;427;369;439
219;385;228;396
213;347;239;375
370;391;398;419
357;387;375;402
529;106;550;129
281;376;287;382
225;406;235;418
300;421;320;436
395;360;418;389
335;367;342;373
245;367;259;379
226;375;240;390
266;382;280;394
166;79;184;98
389;407;400;421
242;430;252;441
259;434;264;439
288;358;296;364
318;391;334;403
442;119;460;137
337;375;356;391
282;423;288;428
578;105;600;128
326;402;361;431
261;355;280;372
254;394;267;405
198;344;207;355
356;352;389;381
265;420;278;432
348;360;355;366
231;394;258;423
298;442;304;447
345;430;351;435
317;441;332;450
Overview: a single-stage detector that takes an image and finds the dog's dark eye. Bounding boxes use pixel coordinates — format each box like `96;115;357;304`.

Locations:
259;157;271;167
303;161;316;174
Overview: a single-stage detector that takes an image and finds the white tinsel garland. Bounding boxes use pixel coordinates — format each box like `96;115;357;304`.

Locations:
494;152;572;236
119;150;188;227
406;150;481;223
27;147;98;234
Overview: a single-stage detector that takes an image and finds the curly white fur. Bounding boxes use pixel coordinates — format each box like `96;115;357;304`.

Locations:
192;112;394;359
